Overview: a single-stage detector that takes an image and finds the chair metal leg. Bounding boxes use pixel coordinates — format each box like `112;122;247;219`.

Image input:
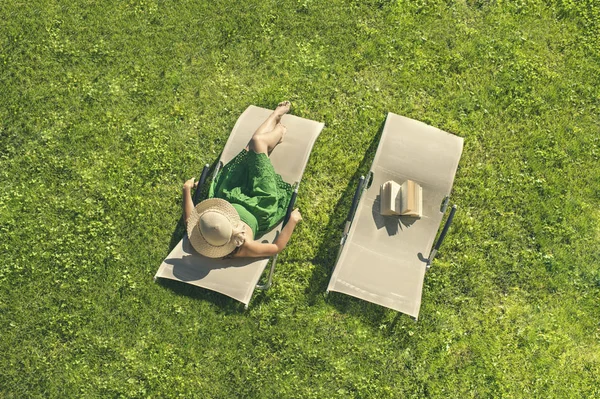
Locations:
256;254;278;291
427;204;457;269
192;164;211;205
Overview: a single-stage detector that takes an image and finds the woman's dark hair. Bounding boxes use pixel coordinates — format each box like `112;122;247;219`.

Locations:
223;245;241;259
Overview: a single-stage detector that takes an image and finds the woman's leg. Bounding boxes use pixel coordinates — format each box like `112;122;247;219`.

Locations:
248;123;287;155
247;101;290;155
253;101;290;136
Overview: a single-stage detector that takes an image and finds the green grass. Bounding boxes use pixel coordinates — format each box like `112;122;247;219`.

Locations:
1;0;599;397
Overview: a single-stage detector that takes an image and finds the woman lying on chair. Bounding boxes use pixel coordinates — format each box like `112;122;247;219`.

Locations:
182;101;302;259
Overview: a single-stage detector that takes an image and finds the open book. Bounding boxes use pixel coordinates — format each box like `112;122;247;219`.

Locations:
380;180;422;217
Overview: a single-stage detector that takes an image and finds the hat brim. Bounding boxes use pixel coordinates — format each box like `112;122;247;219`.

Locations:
187;198;241;258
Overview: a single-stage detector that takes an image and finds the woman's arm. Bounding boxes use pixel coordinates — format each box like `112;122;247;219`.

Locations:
182;178;197;223
235;209;302;258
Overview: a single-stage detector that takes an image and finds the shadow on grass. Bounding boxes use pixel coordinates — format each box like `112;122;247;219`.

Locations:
156;278;248;314
307;118;415;330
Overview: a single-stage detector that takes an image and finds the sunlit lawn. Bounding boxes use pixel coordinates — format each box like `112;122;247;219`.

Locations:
1;0;599;397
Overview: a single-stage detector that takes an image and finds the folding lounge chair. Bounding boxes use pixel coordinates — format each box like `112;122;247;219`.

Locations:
155;105;324;307
327;113;463;319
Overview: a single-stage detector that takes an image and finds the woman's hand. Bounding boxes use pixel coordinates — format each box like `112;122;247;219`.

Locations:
182;178;197;223
183;177;197;192
237;208;302;258
289;208;302;224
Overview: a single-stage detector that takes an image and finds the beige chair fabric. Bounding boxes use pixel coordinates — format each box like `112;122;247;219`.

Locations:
327;113;463;318
155;105;324;306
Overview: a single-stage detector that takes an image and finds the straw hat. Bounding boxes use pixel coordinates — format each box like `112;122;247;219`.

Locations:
187;198;241;258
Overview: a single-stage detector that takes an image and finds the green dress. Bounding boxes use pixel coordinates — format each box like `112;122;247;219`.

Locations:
208;150;293;238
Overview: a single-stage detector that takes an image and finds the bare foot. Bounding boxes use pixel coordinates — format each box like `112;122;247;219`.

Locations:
274;101;291;117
